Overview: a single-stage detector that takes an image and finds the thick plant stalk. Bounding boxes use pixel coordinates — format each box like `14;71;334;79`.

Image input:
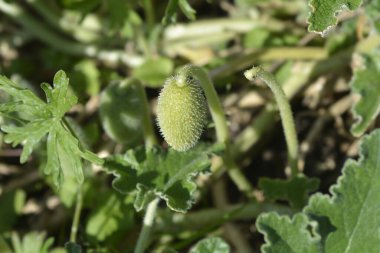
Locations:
134;198;160;253
244;66;299;177
179;65;254;196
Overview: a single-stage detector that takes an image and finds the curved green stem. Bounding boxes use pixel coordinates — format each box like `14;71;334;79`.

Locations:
134;198;160;253
70;186;83;243
244;66;299;177
180;65;254;196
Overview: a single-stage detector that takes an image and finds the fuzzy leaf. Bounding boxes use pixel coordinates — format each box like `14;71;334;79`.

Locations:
308;0;362;34
259;176;319;209
256;213;321;253
99;79;144;145
350;53;380;136
103;146;211;212
305;129;380;252
257;130;380;253
189;237;230;253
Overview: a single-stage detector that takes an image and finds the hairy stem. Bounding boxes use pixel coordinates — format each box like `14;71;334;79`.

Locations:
134;198;160;253
70;187;83;243
180;66;254;196
244;66;299;177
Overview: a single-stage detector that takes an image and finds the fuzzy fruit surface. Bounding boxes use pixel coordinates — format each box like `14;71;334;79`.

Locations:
157;76;207;151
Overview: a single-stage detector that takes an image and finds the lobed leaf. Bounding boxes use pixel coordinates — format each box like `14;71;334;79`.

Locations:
349;52;380;136
103;145;211;212
308;0;362;35
189;237;230;253
305;129;380;252
257;129;380;253
0;76;50;119
0;71;102;188
257;213;321;253
259;176;319;210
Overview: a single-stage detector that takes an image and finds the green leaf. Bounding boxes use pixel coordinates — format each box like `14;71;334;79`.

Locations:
256;213;321;253
2;119;52;163
162;0;179;25
349;52;380;136
99;79;145;145
70;60;100;97
178;0;196;20
308;0;362;35
0;236;12;253
305;129;380;252
0;71;101;189
0;190;26;233
41;70;77;118
11;232;54;253
0;76;50;119
133;57;174;87
162;0;196;25
259;176;319;209
85;192;135;241
64;242;81;253
103;145;211;212
256;129;380;252
189;237;230;253
365;0;380;32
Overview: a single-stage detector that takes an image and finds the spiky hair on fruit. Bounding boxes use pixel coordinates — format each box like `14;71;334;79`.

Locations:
157;71;208;151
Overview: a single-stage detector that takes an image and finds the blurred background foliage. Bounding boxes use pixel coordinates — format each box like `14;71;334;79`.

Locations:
0;0;379;252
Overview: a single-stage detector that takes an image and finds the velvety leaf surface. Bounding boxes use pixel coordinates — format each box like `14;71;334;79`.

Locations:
103;145;211;212
257;213;321;253
349;52;380;136
259;176;319;209
99;79;144;145
308;0;362;34
305;129;380;252
189;237;230;253
257;130;380;253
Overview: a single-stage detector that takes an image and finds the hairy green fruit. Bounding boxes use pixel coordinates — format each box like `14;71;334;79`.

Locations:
157;74;207;151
